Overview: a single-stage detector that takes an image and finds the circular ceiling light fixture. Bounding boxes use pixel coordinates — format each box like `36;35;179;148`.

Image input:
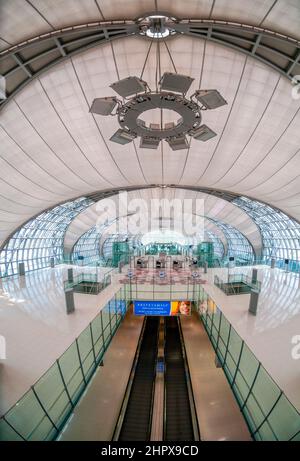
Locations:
90;33;227;151
137;14;177;39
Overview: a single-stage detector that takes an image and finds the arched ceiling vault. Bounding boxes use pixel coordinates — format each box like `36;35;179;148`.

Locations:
0;1;300;247
64;188;262;256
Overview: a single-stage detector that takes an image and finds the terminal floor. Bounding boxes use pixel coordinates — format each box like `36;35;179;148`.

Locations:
0;265;118;416
181;313;251;441
119;268;207;285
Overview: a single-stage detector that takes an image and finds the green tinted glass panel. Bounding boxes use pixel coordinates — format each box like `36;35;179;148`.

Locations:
206;316;212;332
91;316;103;358
5;389;55;441
33;362;71;428
211;324;218;347
91;314;102;343
224;353;236;382
239;343;259;385
212;308;221;331
30;417;57;441
255;420;277;441
244;393;265;429
77;326;93;363
201;311;207;326
219;315;230;345
0;419;23;441
266;394;300;440
103;324;111;348
251;367;281;416
81;350;95;381
93;337;104;361
217;336;227;361
227;327;242;364
0;290;127;441
291;431;300;441
110;318;117;336
58;343;84;403
233;370;250;405
101;305;110;331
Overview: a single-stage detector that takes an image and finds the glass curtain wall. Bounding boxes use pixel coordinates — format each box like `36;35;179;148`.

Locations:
204;230;225;259
0;198;93;277
208;218;254;263
233;196;300;264
72;226;101;265
101;234;142;262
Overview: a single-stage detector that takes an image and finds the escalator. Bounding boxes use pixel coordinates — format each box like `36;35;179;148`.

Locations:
117;316;159;441
164;316;198;441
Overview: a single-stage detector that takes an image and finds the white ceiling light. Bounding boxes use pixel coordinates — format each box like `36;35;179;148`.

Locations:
109;129;137;145
140;137;160;149
90;28;227;150
138;14;177;39
194;90;227;109
191;124;217;142
167;135;189;151
159;72;194;94
90;76;226;150
109;76;148;98
90;97;118;115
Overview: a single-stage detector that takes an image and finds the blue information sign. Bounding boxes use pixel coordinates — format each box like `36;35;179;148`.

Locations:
134;300;171;316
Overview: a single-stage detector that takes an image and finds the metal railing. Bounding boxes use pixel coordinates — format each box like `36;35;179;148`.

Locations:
211;257;300;276
63;267;115;298
214;274;261;295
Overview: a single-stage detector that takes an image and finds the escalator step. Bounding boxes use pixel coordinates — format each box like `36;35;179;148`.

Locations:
118;317;159;441
164;318;195;442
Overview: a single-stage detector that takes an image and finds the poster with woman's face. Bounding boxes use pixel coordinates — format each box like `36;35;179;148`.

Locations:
171;301;191;316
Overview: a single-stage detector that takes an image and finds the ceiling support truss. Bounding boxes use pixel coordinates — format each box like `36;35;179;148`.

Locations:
0;18;299;110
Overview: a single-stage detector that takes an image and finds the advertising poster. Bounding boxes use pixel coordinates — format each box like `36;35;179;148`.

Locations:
134;300;192;316
170;300;191;316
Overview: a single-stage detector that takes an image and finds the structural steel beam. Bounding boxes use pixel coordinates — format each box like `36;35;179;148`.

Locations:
0;18;299;110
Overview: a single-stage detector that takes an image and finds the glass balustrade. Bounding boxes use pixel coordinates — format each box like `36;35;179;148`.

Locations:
1;279;299;441
0;287;129;441
195;283;300;441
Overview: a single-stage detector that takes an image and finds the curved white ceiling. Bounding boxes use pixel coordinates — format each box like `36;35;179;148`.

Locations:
64;188;262;254
0;1;300;248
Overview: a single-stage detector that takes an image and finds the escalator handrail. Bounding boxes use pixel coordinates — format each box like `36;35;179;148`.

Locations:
147;317;161;440
163;318;167;442
177;317;201;441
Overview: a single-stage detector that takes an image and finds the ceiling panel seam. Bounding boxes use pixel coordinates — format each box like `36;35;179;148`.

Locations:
211;75;282;187
37;77;114;189
194;55;249;184
70;57;133;185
